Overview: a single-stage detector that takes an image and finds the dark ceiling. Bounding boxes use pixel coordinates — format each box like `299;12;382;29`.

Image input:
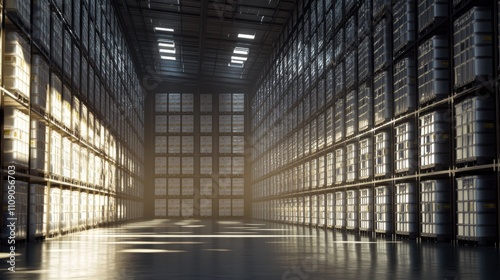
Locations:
112;0;297;91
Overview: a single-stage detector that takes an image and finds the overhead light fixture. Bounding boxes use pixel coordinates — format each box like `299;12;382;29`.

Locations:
234;47;249;55
228;62;244;68
231;59;244;64
231;56;247;61
161;55;176;60
159;42;175;48
159;48;176;54
155;27;174;32
238;33;255;40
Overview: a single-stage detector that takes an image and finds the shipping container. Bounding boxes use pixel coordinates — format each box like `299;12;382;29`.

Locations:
420;180;452;238
419;111;450;169
374;71;393;125
418;36;450;104
395;183;418;236
346;190;358;230
455;97;495;164
456;176;496;241
374;132;391;177
453;7;493;89
394;57;417;116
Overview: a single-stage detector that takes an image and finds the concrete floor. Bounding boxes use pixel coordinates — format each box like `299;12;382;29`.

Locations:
1;219;500;279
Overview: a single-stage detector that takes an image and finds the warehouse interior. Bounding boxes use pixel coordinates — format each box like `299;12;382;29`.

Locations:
1;0;500;279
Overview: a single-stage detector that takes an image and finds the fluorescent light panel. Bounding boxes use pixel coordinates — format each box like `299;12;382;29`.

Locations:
237;33;255;39
159;42;175;48
159;48;176;54
234;47;249;55
155;27;174;32
231;56;247;61
161;55;176;60
231;59;244;64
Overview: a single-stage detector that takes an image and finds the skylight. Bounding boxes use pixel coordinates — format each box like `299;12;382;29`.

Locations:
237;33;255;40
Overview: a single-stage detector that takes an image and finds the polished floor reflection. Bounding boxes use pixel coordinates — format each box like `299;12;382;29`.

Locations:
1;219;500;279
